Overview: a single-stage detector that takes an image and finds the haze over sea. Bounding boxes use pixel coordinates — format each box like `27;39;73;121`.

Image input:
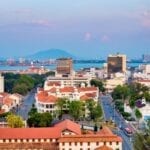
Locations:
0;62;145;71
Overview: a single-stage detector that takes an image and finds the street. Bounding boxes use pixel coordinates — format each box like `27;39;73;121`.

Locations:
16;88;36;120
100;95;133;150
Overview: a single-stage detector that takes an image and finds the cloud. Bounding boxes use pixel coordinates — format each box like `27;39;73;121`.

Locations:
29;19;54;27
14;9;32;15
101;35;110;43
84;32;92;41
141;10;150;28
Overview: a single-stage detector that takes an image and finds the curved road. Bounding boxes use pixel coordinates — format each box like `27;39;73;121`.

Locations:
100;95;133;150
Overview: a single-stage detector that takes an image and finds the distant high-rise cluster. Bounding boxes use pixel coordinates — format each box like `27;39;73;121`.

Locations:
107;54;126;77
56;58;73;75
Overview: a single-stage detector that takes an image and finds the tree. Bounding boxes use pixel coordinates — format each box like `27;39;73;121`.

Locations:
112;85;130;101
69;101;83;121
12;83;28;95
135;108;142;128
6;114;24;128
92;103;103;121
90;79;105;92
86;100;103;121
56;97;68;118
27;112;52;127
129;99;135;109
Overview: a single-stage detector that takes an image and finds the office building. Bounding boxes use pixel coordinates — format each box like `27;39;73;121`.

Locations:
56;58;73;75
107;54;126;77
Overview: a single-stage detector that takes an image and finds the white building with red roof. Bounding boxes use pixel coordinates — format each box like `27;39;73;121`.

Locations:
0;92;23;113
35;85;99;115
0;119;122;150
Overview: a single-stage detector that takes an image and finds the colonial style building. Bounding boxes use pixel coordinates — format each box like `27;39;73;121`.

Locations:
35;86;99;115
0;119;122;150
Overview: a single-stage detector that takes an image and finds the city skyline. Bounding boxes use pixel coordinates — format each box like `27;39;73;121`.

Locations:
0;0;150;59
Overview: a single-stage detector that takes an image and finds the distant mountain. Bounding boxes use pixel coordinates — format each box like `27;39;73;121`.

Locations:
26;49;76;60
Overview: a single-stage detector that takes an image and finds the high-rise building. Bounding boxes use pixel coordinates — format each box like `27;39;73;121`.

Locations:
0;74;4;93
56;58;73;75
107;54;126;77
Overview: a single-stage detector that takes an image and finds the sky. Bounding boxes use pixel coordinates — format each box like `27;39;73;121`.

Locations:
0;0;150;59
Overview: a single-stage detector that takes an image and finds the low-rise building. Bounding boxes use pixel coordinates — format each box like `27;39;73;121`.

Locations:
35;86;99;115
105;73;126;92
0;92;23;113
0;119;122;150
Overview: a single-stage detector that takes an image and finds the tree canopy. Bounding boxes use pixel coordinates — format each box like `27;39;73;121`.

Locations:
27;107;52;127
90;79;105;92
6;114;24;128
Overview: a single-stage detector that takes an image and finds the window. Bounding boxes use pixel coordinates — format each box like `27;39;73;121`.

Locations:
69;142;71;146
116;142;119;145
75;142;77;146
88;142;90;146
110;142;112;145
80;142;83;146
62;142;65;146
104;142;106;145
96;142;99;146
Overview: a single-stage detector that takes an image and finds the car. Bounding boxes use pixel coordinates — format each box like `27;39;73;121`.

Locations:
123;127;133;137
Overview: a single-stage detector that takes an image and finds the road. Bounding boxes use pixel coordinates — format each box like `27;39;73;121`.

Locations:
16;89;36;120
100;95;133;150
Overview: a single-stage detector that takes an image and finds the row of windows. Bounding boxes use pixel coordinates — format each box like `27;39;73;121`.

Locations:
62;141;119;146
62;148;120;150
2;139;54;143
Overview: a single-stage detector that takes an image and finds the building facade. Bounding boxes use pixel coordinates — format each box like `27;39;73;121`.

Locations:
56;58;73;75
35;86;99;115
107;54;126;77
0;119;122;150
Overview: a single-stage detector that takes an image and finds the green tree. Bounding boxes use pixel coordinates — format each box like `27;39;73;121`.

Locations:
12;83;28;95
112;85;130;101
27;112;52;127
6;114;24;128
86;100;103;121
135;108;142;128
129;99;135;109
90;79;105;92
69;101;83;121
56;97;68;118
92;103;103;121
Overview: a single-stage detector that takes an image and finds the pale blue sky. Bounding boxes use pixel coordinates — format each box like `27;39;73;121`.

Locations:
0;0;150;59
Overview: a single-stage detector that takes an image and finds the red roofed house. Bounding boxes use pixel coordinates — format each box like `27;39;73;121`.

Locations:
35;86;99;115
0;119;122;150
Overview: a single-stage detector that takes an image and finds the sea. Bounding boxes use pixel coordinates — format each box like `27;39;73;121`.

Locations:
0;62;147;71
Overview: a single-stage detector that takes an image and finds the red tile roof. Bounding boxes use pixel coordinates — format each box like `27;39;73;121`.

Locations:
80;93;96;101
96;127;114;136
95;145;113;150
47;81;61;86
48;87;57;93
0;127;61;139
60;87;74;93
54;119;81;135
37;92;57;103
58;134;122;142
78;87;98;92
